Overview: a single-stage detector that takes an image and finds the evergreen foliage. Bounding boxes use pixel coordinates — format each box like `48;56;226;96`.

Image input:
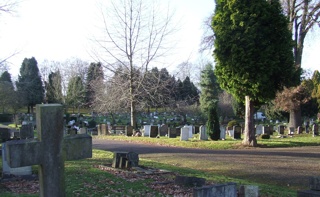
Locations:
199;63;221;140
16;57;44;113
85;62;104;107
67;76;86;112
46;70;63;104
206;105;220;140
212;0;296;105
0;71;15;113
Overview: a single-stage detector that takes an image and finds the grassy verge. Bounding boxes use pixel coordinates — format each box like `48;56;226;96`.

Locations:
95;133;320;149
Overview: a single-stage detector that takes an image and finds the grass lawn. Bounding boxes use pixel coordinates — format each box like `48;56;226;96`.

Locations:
0;133;319;196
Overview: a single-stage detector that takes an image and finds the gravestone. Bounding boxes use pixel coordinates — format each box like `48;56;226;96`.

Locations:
297;126;303;134
278;125;285;135
112;151;139;169
239;185;259;197
289;127;295;135
0;127;11;142
297;176;320;197
168;127;177;138
233;126;241;139
180;127;189;141
193;182;237;197
199;125;208;140
143;125;151;137
227;126;234;137
184;125;193;138
313;124;319;136
20;123;34;139
97;124;101;135
269;125;274;135
195;126;200;134
78;127;87;134
175;175;205;187
176;127;181;136
101;124;108;135
255;125;263;135
159;124;168;136
262;126;270;135
149;125;158;138
220;126;226;140
5;104;92;197
125;125;133;136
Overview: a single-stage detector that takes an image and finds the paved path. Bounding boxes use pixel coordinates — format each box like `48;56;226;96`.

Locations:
93;139;320;190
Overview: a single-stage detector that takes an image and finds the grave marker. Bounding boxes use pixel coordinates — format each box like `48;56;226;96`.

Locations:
159;124;168;136
220;126;226;140
20;123;34;139
5;104;92;197
193;182;237;197
278;125;285;135
143;125;151;137
125;125;133;136
150;125;158;138
0;127;11;142
313;124;319;136
233;126;241;139
180;127;189;141
168;127;177;138
199;125;208;140
255;125;263;135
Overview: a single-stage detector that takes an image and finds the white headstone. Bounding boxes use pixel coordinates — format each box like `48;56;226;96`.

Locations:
180;127;189;141
220;126;226;140
256;125;263;135
199;125;208;140
143;125;151;137
227;127;234;137
183;125;193;138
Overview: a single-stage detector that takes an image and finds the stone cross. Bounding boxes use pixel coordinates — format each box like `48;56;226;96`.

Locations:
5;104;92;197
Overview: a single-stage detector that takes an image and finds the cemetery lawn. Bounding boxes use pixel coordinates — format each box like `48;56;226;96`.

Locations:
97;133;320;149
0;149;298;197
1;134;319;196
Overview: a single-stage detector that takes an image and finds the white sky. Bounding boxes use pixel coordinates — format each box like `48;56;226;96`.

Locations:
0;0;319;79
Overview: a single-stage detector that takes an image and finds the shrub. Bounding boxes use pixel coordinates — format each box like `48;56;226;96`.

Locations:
227;120;239;128
88;119;97;128
0;114;13;122
261;134;270;139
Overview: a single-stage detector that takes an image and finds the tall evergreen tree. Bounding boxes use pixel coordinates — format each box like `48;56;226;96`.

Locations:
46;70;63;104
212;0;296;146
16;57;44;113
85;62;104;107
200;63;221;140
0;71;15;113
67;76;85;113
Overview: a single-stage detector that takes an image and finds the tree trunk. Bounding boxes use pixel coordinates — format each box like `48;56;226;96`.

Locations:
289;107;302;129
242;96;257;147
130;100;136;129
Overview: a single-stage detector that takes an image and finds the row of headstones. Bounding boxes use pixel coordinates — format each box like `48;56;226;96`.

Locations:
0;123;34;142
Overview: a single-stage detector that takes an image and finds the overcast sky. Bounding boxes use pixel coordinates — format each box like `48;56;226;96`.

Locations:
0;0;319;79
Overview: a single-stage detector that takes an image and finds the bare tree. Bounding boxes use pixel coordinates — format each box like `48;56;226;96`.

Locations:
0;0;21;67
91;0;176;128
280;0;320;128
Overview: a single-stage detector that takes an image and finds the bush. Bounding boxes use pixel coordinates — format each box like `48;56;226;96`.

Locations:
227;120;239;128
88;119;97;128
0;114;13;122
261;134;270;139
